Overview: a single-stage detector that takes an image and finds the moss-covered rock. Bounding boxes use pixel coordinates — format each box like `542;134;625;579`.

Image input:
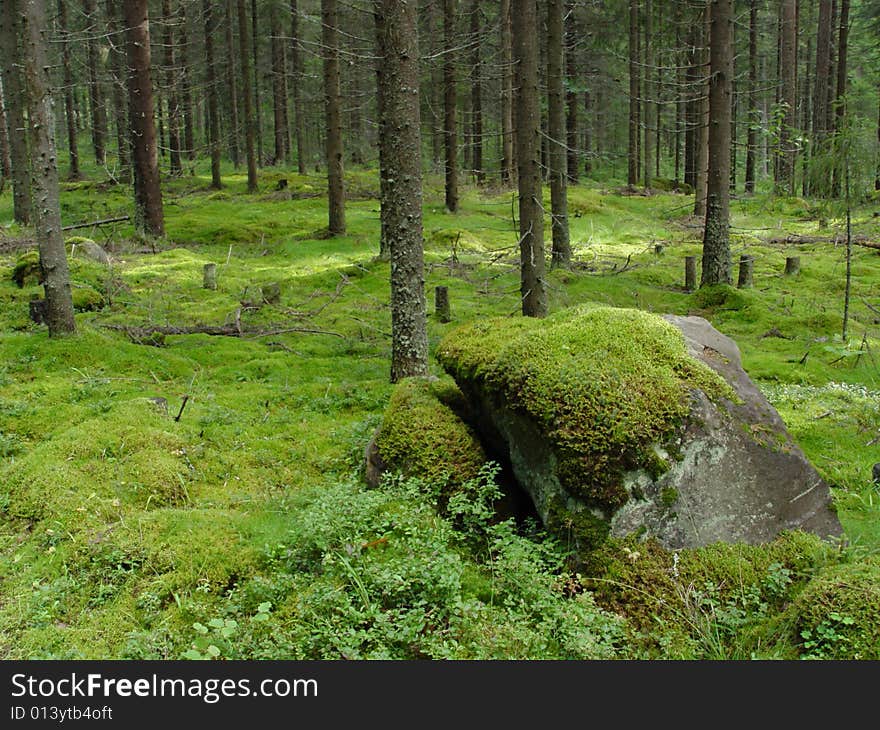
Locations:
71;284;106;312
366;377;488;501
12;251;42;288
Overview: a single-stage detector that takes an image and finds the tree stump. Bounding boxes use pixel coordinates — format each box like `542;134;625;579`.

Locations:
684;256;697;292
203;263;217;290
29;299;48;325
654;243;664;256
737;255;754;289
435;286;451;323
784;256;800;276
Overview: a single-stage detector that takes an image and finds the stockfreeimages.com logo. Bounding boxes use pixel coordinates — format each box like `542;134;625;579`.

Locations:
11;673;318;705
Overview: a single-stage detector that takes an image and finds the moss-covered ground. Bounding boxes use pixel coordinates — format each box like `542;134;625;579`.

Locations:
1;157;878;659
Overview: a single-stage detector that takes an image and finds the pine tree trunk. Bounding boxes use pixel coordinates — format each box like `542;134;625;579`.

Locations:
813;0;832;146
0;3;32;223
374;0;428;383
500;0;514;185
104;0;130;182
124;0;165;237
203;0;222;189
270;3;288;165
0;79;11;180
831;0;849;197
225;0;241;168
21;0;75;335
57;0;80;180
469;0;483;184
443;0;458;212
776;0;797;194
547;0;570;268
83;0;107;166
684;21;699;190
512;0;547;318
426;1;442;171
694;1;710;218
643;0;653;188
744;0;757;193
162;0;182;176
628;0;639;187
290;0;306;173
701;0;733;287
251;0;263;165
180;2;195;162
237;0;258;192
322;0;346;233
565;1;578;183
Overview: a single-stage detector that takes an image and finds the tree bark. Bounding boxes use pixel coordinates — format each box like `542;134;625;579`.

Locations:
225;0;241;168
776;0;797;195
21;0;76;335
180;1;195;161
547;0;570;268
469;0;483;184
162;0;182;176
270;2;289;165
443;0;458;212
0;79;11;180
500;0;514;185
203;0;222;189
744;0;757;193
628;0;639;187
124;0;165;237
290;0;306;173
57;0;80;180
373;0;428;382
237;0;258;192
251;0;264;165
83;0;107;166
322;0;346;233
643;0;653;188
813;0;832;145
701;0;733;287
512;0;547;318
694;1;710;218
0;2;32;223
565;1;578;183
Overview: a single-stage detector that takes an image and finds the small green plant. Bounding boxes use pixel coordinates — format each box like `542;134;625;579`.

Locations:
800;612;856;659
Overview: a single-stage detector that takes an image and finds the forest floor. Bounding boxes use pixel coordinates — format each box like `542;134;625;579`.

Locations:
1;163;879;659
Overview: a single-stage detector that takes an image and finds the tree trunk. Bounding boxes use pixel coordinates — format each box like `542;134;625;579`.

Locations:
83;0;107;166
104;0;130;182
744;0;757;193
643;0;653;188
500;0;514;185
270;3;288;165
776;0;797;194
512;0;547;318
547;0;570;268
426;1;442;171
180;1;195;161
21;0;76;335
565;1;578;183
0;2;31;223
831;0;849;197
469;0;483;184
225;0;241;168
628;0;639;187
443;0;458;212
813;0;832;146
322;0;346;233
290;0;306;173
694;1;710;218
0;79;11;180
237;0;258;192
162;0;182;176
701;0;733;287
251;0;264;165
57;0;80;180
203;0;222;189
124;0;165;237
373;0;428;383
684;21;699;190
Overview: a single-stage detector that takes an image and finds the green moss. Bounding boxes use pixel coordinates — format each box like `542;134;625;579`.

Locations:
660;487;679;507
12;251;41;288
374;377;487;499
71;285;105;312
437;306;734;510
544;495;610;554
690;284;751;312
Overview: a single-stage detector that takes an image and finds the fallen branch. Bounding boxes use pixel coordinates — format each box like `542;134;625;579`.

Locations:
765;233;879;249
103;322;344;341
62;215;130;231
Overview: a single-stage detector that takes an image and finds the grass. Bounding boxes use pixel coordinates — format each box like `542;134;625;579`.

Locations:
1;154;879;659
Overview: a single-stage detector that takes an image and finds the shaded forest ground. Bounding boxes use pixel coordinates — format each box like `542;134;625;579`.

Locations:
1;161;879;659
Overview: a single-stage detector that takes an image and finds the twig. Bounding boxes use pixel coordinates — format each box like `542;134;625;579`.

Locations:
61;215;129;231
174;395;189;422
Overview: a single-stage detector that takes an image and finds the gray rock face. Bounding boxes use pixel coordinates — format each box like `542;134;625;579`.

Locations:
70;239;111;265
449;314;843;551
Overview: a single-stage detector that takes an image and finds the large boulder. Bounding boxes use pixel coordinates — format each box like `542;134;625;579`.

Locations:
435;305;843;554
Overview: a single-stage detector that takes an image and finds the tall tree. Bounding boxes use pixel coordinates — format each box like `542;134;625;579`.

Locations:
290;0;306;173
694;1;710;217
21;0;76;334
744;0;758;193
179;1;195;161
776;0;797;194
813;0;833;145
373;0;428;382
203;0;222;189
104;0;130;182
237;0;259;192
270;1;289;165
251;0;264;164
565;1;579;183
628;0;639;187
547;0;570;267
0;80;11;181
322;0;346;233
83;0;107;166
469;0;483;184
643;0;654;187
225;0;241;168
443;0;458;211
0;2;31;223
701;0;733;287
124;0;165;237
162;0;182;176
500;0;514;185
513;0;547;318
57;0;80;181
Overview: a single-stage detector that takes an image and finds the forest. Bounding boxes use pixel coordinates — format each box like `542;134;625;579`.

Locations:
0;0;879;662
